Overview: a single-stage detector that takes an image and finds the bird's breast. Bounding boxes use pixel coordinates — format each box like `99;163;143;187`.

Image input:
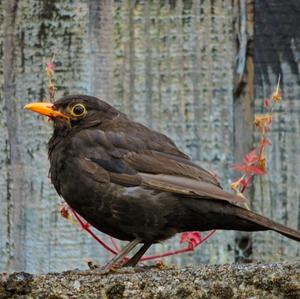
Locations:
49;148;188;242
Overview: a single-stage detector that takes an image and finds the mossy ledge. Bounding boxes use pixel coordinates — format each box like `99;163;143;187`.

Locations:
1;264;299;298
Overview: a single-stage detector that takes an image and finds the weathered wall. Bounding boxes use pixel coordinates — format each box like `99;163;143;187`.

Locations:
0;0;299;274
253;0;300;262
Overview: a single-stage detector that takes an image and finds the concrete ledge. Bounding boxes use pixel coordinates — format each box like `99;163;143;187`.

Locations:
1;264;299;298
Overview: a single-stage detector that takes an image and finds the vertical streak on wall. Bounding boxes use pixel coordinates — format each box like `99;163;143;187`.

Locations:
88;0;113;100
164;1;175;139
233;0;254;262
3;0;26;271
191;0;202;161
175;0;185;144
128;0;136;117
0;0;8;271
153;0;162;131
144;0;153;126
113;1;124;110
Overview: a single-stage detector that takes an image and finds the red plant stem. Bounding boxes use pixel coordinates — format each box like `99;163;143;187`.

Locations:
258;138;266;157
109;236;121;252
71;209;118;255
140;230;216;261
198;229;216;243
70;208;216;262
140;247;191;261
241;175;253;193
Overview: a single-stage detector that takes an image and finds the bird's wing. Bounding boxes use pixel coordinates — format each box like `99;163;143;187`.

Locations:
100;119;221;186
73;126;247;205
138;173;246;204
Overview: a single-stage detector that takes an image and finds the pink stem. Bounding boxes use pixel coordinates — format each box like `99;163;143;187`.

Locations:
199;230;216;243
241;175;253;193
141;247;191;261
140;230;216;261
70;208;216;262
71;209;118;255
109;236;121;252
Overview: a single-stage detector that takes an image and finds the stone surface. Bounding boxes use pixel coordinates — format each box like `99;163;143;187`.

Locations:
1;264;300;298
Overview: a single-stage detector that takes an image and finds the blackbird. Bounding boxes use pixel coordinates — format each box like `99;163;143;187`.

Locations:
25;95;300;268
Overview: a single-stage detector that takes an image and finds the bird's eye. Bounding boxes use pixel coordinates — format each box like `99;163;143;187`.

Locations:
71;104;86;117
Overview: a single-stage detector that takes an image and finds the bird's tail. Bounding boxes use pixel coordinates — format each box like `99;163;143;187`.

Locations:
236;207;300;242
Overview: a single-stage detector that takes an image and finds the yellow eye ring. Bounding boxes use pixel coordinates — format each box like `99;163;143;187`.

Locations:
71;104;86;117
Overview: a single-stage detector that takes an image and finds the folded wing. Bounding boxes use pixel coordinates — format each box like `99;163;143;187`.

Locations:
73;123;247;206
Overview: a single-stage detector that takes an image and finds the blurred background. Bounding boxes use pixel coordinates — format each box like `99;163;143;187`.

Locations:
0;0;299;274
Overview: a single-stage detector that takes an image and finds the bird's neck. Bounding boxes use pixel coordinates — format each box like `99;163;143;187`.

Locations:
48;123;72;158
47;127;73;196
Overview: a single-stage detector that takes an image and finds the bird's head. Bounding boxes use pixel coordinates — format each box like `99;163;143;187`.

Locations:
24;94;119;132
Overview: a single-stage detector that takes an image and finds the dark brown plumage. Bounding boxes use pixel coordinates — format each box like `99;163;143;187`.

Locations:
25;95;300;268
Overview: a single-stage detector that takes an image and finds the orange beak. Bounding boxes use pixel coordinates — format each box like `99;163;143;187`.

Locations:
24;102;68;119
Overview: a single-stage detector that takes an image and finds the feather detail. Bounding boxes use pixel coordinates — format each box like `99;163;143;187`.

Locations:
140;173;248;205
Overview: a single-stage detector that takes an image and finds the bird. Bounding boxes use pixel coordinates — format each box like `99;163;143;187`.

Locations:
25;94;300;269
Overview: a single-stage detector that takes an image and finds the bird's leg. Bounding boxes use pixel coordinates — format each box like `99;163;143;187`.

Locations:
124;243;151;267
102;238;142;271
